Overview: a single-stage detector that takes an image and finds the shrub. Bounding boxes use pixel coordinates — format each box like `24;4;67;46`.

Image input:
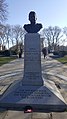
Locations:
53;51;67;57
0;50;10;57
10;50;17;55
53;51;59;55
59;51;67;57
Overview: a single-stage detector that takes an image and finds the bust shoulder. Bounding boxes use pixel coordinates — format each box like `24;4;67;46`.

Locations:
24;23;42;33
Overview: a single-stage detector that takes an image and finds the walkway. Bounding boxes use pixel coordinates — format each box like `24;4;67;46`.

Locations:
42;54;67;103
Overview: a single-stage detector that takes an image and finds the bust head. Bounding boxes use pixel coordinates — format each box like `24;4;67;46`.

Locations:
29;11;37;24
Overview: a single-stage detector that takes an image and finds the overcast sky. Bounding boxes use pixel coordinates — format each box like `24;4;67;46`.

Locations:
6;0;67;28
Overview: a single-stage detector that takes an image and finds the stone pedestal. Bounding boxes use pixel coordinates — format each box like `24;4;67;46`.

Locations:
22;33;43;86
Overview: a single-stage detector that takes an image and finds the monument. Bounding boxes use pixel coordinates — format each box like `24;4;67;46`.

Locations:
23;11;43;86
0;11;66;112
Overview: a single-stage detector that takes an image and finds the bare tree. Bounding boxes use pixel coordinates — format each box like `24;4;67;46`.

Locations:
48;26;62;48
63;27;67;37
63;27;67;45
19;27;25;45
0;0;8;49
0;23;4;45
9;25;15;46
12;25;23;53
42;27;52;51
5;24;11;48
19;27;25;53
0;0;8;22
42;26;62;51
0;24;6;47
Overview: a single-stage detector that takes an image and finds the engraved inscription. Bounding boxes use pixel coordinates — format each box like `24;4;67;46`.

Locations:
14;89;51;99
23;33;43;86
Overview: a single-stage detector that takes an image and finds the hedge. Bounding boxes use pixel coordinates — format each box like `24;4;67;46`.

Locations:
0;50;10;57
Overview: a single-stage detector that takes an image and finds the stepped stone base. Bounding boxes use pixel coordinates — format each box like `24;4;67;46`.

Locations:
0;78;66;112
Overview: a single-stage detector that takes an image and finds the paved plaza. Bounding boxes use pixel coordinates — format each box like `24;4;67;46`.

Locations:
0;54;67;119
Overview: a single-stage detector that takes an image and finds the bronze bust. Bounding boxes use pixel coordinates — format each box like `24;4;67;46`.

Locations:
24;11;42;33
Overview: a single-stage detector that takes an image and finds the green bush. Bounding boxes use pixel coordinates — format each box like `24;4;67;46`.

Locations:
10;50;17;55
59;51;67;57
53;51;59;55
53;51;67;57
0;50;10;57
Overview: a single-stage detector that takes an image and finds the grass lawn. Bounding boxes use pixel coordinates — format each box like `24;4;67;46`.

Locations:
0;57;17;66
56;56;67;64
